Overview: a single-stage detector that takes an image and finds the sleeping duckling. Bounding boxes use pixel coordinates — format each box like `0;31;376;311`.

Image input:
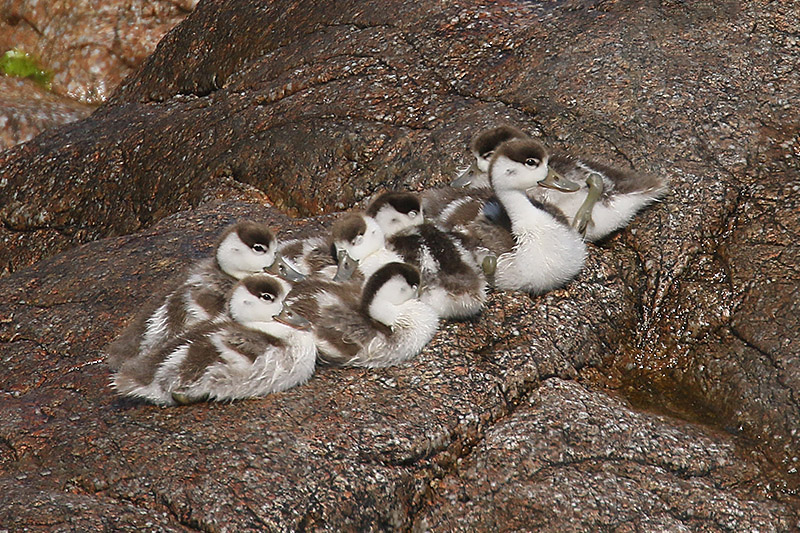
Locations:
105;220;305;370
469;138;587;293
289;262;438;368
454;125;667;241
112;273;316;406
367;191;488;319
330;212;403;282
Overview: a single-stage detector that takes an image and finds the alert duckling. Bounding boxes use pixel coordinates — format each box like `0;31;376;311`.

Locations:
472;138;587;293
367;191;488;319
450;124;529;189
105;220;305;370
289;262;438;368
112;273;316;406
454;125;667;241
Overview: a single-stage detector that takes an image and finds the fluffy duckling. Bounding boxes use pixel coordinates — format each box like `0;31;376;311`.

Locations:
450;125;529;189
278;233;339;279
365;189;424;236
112;274;316;406
454;125;667;241
105;220;305;370
535;153;668;241
289;262;438;368
330;212;403;282
471;138;587;293
367;191;488;319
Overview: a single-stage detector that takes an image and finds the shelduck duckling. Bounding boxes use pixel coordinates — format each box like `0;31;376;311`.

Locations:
450;125;529;189
367;191;488;319
289;262;438;368
278;233;339;279
105;220;305;370
112;274;316;406
471;138;587;293
535;153;668;241
454;125;667;241
423;125;572;233
330;212;403;282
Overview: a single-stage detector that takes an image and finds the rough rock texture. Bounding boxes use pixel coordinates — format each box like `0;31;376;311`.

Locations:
0;0;198;104
0;77;94;150
0;0;198;150
1;0;799;530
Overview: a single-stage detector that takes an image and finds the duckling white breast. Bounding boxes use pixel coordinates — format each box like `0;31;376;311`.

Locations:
114;320;316;405
493;218;586;293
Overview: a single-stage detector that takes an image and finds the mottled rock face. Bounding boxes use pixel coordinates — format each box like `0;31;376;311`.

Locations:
0;0;198;150
0;77;94;149
1;0;799;529
0;0;198;104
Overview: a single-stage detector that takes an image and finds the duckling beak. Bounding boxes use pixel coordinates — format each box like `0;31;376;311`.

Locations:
266;253;306;282
450;161;480;188
274;305;311;329
333;250;358;282
537;167;581;192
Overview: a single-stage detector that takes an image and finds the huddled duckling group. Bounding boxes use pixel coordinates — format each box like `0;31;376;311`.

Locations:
107;124;667;406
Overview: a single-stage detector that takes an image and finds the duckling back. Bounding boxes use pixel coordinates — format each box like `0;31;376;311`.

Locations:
387;224;487;319
112;274;316;405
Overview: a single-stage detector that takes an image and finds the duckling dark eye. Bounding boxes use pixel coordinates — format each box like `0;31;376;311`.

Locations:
408;210;418;218
260;292;275;302
525;158;540;167
252;244;267;254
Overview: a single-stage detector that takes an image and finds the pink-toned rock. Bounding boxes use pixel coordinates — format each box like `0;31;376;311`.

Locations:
0;0;798;529
0;0;199;104
0;77;94;150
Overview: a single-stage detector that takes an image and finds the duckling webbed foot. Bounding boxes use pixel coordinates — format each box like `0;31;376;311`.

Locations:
171;391;202;406
572;172;604;236
482;254;497;277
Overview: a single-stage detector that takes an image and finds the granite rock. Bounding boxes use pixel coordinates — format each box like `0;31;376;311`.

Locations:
1;0;798;529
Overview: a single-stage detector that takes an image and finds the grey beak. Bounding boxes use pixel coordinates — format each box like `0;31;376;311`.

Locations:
450;161;480;188
333;249;358;282
274;305;311;329
537;167;581;192
266;253;306;282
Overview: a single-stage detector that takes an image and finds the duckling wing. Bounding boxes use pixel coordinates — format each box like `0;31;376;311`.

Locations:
312;293;379;366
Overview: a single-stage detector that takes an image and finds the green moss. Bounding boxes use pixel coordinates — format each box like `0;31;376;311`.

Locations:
1;48;53;90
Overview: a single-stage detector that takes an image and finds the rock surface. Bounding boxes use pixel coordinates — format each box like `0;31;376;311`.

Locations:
0;77;94;150
1;0;798;530
0;0;198;150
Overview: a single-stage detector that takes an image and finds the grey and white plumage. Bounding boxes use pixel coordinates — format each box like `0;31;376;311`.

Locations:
367;191;488;319
105;220;303;370
329;211;403;282
471;138;588;293
112;274;316;405
453;125;668;241
287;262;438;368
534;153;668;241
